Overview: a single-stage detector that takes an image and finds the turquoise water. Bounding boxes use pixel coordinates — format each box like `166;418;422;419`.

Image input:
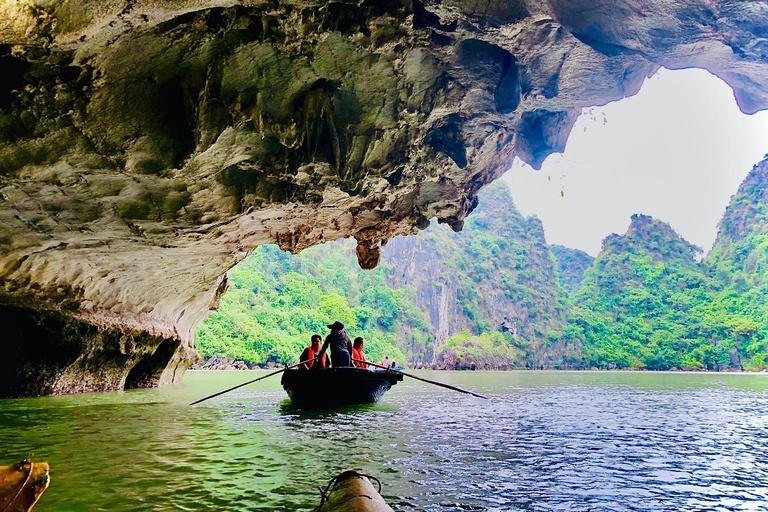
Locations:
2;371;768;511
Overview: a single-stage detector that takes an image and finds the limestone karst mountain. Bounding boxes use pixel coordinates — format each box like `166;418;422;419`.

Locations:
566;214;715;369
703;158;768;369
550;245;594;295
707;158;768;278
567;207;768;371
383;182;569;367
3;0;768;395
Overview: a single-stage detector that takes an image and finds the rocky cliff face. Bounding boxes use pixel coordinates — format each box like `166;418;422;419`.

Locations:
382;232;459;354
2;0;768;395
383;182;568;365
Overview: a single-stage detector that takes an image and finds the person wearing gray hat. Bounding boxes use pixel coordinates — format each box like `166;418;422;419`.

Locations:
318;321;353;367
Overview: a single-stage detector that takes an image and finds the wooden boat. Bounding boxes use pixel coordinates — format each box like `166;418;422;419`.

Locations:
0;460;49;512
315;471;393;512
281;367;403;408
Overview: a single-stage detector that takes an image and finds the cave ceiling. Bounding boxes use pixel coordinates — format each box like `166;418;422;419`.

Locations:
1;0;768;394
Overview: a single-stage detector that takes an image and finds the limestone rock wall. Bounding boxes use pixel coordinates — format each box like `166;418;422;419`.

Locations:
1;0;767;395
382;183;567;366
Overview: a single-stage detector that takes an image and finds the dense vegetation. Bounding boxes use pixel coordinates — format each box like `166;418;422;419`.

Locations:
566;215;731;370
550;245;594;295
565;161;768;370
196;160;768;370
196;242;425;365
704;163;768;369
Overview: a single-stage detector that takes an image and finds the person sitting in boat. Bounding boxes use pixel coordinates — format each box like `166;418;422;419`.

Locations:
299;334;328;370
318;321;353;367
380;356;389;369
352;337;368;369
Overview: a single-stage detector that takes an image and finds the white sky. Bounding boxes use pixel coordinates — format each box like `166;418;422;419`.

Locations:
503;67;768;257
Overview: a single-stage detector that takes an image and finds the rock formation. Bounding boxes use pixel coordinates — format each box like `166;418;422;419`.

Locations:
383;182;567;364
1;0;767;395
704;158;768;369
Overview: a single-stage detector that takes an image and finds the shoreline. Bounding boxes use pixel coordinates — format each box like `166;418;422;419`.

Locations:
189;365;768;374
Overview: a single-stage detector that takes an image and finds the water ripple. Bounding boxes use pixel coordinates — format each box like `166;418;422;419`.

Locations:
1;372;767;511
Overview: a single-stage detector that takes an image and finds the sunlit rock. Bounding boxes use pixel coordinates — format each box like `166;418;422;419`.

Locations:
1;0;767;395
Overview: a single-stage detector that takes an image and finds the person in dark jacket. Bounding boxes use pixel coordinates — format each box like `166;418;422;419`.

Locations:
318;321;353;367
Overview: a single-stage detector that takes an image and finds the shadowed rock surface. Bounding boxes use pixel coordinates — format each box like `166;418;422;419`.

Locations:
1;0;767;395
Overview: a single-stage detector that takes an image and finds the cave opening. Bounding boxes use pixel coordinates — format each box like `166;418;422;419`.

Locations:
194;66;768;373
505;67;768;257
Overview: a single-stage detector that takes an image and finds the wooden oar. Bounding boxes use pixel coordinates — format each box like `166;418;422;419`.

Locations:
190;358;314;406
353;359;489;399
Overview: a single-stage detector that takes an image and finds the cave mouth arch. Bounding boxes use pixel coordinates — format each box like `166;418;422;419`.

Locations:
193;67;768;371
4;0;768;395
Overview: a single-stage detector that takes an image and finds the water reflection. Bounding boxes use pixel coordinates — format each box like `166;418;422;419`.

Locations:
1;371;767;511
276;399;398;419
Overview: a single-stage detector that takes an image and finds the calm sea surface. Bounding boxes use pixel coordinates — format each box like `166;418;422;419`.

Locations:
2;371;768;511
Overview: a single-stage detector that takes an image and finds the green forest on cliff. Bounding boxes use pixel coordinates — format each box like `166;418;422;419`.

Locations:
197;160;768;371
195;245;419;366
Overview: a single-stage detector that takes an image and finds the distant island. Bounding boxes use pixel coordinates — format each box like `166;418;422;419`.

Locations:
197;157;768;372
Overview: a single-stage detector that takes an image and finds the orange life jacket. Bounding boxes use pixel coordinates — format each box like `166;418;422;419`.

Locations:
352;348;366;368
306;347;327;369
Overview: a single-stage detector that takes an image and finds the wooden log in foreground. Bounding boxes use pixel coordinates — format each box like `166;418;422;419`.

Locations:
0;460;50;512
316;471;393;512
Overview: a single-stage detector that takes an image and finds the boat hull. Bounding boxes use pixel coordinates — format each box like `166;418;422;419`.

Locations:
0;460;49;512
316;471;393;512
281;368;402;408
